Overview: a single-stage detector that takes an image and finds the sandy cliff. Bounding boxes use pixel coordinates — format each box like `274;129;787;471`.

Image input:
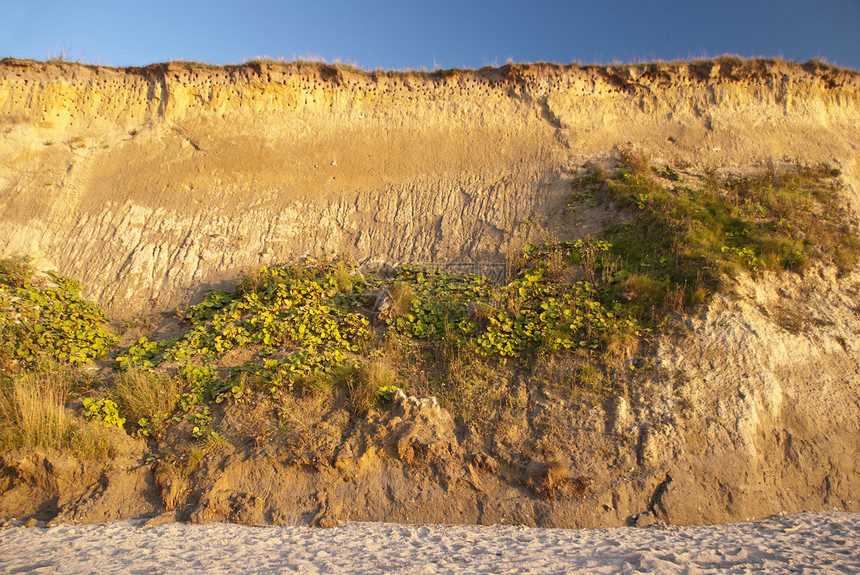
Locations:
1;58;859;528
2;58;858;315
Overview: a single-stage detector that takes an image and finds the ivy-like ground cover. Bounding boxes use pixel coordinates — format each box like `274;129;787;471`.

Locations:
122;249;643;369
2;158;854;451
0;258;117;368
390;247;641;362
108;246;645;438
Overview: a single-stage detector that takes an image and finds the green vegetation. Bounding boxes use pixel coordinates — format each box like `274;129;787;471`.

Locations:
0;259;119;457
0;155;855;467
82;397;126;428
84;250;646;447
586;152;858;315
390;250;641;363
0;257;118;368
116;259;372;399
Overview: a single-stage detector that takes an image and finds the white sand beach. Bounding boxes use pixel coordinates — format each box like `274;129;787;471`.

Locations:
0;511;857;574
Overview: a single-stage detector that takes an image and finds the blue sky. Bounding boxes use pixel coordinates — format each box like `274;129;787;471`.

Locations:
2;0;859;71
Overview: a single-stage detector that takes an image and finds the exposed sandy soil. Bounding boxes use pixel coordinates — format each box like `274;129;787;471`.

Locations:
1;58;858;317
0;58;859;530
2;263;858;529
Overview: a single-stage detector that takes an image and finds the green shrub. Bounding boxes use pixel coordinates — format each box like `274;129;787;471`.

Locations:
0;261;118;368
82;398;126;428
590;156;858;318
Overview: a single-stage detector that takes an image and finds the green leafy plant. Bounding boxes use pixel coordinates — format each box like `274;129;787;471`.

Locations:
120;259;374;404
82;398;126;428
189;405;213;439
115;337;176;370
387;246;641;366
0;260;118;368
177;364;217;409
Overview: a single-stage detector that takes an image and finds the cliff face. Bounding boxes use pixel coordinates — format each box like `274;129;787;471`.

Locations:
1;58;859;528
1;58;859;314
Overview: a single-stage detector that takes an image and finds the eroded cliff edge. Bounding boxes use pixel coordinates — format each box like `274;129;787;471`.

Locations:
1;58;858;316
1;58;859;529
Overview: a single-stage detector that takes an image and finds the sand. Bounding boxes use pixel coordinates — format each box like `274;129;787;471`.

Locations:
0;512;857;574
3;59;859;317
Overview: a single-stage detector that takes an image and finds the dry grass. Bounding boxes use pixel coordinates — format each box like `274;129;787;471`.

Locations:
0;361;115;458
112;367;179;425
277;393;349;466
325;359;399;417
438;348;515;428
772;305;811;335
0;255;34;289
389;282;415;317
68;421;117;459
0;366;72;449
